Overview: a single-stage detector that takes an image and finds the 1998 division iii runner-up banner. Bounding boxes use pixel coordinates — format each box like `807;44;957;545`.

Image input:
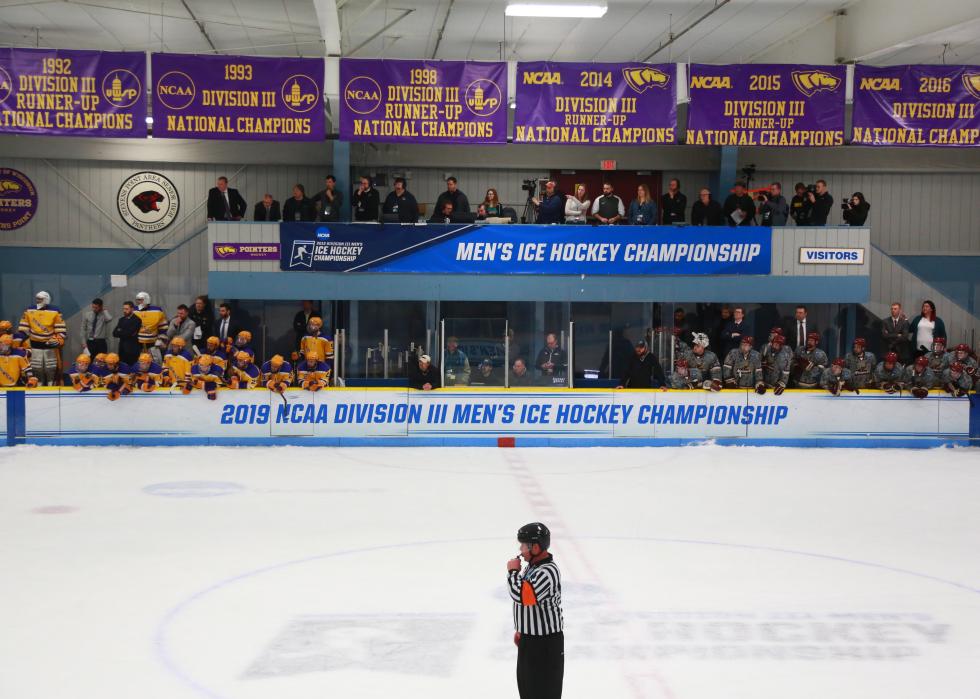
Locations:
340;58;508;144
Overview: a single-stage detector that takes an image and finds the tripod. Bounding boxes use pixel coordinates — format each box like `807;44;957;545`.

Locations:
521;194;537;224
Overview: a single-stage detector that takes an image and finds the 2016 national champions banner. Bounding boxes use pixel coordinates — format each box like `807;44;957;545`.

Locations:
0;48;146;137
687;63;845;146
514;62;675;145
340;58;507;144
151;53;324;140
279;223;771;275
852;65;980;147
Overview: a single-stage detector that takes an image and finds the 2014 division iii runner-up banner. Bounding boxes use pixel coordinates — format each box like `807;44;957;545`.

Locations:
151;53;324;140
0;48;146;137
687;64;846;146
340;58;507;144
514;62;676;145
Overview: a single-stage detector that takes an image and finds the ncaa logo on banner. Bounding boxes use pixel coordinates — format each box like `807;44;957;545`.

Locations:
289;240;315;268
117;171;180;233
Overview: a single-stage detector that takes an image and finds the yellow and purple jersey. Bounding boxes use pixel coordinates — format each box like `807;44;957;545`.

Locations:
0;350;33;386
18;306;66;346
300;334;334;362
163;350;194;383
69;363;100;391
130;362;164;389
228;362;262;389
296;360;331;388
134;305;168;345
261;360;293;386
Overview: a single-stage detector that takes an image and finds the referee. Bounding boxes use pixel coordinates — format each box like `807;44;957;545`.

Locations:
507;522;564;699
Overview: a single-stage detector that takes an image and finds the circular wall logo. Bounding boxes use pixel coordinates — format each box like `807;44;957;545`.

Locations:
464;78;502;117
281;74;320;113
155;70;196;110
0;66;12;104
343;75;382;115
101;68;142;108
117;171;180;233
0;167;38;231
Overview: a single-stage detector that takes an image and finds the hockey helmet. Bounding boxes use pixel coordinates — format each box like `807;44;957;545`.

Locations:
75;354;91;367
235;350;251;364
35;290;51;306
0;320;12;333
932;337;947;350
0;334;12;351
135;291;151;306
94;353;107;366
740;335;754;347
206;336;221;350
235;330;252;346
954;343;970;358
308;317;323;330
951;362;964;375
138;353;152;369
853;337;866;349
675;358;689;370
884;352;899;366
270;354;285;369
169;337;186;350
914;356;929;369
198;354;213;367
832;357;846;368
105;353;120;366
692;332;710;348
517;522;551;551
770;332;785;347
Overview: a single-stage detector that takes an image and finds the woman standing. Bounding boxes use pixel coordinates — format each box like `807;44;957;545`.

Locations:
481;188;503;218
564;184;590;224
842;192;870;226
909;300;946;356
628;184;657;225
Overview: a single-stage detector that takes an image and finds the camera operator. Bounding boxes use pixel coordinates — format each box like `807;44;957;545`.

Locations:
758;182;789;227
806;179;833;226
790;182;810;226
842;192;870;226
531;180;565;225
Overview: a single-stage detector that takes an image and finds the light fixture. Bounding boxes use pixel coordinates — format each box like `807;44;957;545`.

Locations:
505;3;607;18
145;116;154;125
509;98;517;110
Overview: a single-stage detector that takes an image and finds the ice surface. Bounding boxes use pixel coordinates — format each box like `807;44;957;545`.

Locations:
0;444;978;699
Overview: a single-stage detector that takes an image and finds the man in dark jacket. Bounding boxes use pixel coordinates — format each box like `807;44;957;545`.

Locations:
408;354;441;390
618;340;666;388
435;177;470;214
691;188;724;225
189;296;214;353
723;181;755;226
721;306;750;356
758;182;789;227
789;182;810;226
660;178;687;224
382;178;420;223
112;300;142;366
352;175;380;222
207;176;247;221
531;181;564;224
535;333;566;383
880;302;911;363
807;180;833;226
253;194;281;222
312;175;343;222
292;300;321;352
282;184;315;222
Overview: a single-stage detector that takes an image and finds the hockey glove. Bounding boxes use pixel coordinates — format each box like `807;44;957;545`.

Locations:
774;383;786;396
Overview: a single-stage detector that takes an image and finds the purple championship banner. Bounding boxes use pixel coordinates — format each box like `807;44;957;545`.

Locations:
151;53;324;141
340;58;507;144
0;48;146;137
687;64;845;147
514;62;675;145
852;65;980;147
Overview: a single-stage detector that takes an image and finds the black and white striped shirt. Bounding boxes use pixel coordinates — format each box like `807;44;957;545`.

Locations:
508;554;563;635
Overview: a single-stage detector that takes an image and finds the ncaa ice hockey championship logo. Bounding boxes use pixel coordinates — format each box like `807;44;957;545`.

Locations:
289;240;315;268
117;171;180;233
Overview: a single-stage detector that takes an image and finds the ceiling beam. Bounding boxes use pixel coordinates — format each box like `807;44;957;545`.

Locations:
836;0;980;62
313;0;342;56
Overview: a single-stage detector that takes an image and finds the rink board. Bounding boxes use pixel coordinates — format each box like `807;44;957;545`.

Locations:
2;388;974;447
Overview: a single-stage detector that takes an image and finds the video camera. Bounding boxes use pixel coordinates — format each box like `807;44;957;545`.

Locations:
521;179;537;196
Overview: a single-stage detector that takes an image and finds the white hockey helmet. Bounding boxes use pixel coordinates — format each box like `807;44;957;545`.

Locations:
692;332;710;348
35;290;51;306
135;291;151;305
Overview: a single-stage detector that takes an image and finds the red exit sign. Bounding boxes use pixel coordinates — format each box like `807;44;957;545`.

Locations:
600;159;617;171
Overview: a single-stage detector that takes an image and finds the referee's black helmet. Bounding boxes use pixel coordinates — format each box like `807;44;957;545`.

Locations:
517;522;551;551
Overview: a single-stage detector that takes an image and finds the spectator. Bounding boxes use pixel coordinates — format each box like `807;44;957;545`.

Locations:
617;340;666;389
444;336;471;386
253;193;281;222
207;176;247;221
165;304;196;347
842;192;870;226
429;201;454;223
112;301;141;367
712;304;733;350
723;181;755;226
282;184;315;222
660;178;687;224
352;175;380;222
721;305;749;356
435;176;470;214
880;302;911;363
471;358;502;386
408;353;441;390
215;303;242;345
531;180;564;224
909;300;946;356
807;179;833;226
312;175;343;222
758;182;789;227
789;182;810;226
80;297;112;358
628;184;657;225
787;305;817;353
383;177;419;223
691;188;724;226
564;185;590;224
189;296;214;353
591;182;625;225
535;332;566;382
673;307;693;346
510;357;534;387
292;301;320;352
481;188;504;218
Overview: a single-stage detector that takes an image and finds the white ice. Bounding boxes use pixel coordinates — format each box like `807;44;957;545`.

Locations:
0;444;978;699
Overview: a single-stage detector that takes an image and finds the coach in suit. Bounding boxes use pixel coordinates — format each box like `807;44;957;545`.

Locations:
253;194;281;222
207;176;247;221
786;305;818;352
